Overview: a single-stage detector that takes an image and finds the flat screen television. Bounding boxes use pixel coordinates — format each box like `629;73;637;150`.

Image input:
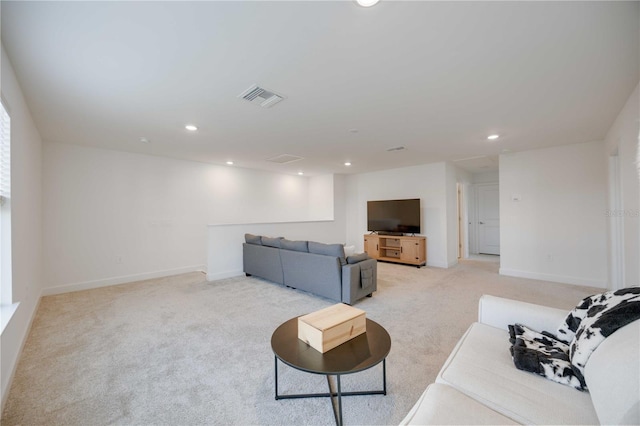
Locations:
367;198;421;235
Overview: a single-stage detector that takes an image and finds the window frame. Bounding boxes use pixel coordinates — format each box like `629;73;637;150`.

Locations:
0;97;13;310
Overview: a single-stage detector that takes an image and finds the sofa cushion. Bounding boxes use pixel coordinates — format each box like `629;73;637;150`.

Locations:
584;319;640;425
280;239;308;252
261;236;282;248
347;253;369;264
437;322;599;425
244;233;262;245
400;383;518;425
308;241;346;265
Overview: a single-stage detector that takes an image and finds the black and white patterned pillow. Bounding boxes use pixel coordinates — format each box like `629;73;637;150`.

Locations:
509;324;585;390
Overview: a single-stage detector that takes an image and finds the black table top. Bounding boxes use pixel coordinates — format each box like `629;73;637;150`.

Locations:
271;317;391;375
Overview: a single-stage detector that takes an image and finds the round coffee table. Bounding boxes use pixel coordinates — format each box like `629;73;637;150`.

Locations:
271;317;391;426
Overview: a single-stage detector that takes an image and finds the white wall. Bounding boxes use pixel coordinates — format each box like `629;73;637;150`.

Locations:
0;45;44;409
308;174;334;220
473;170;499;184
206;174;346;280
499;141;608;287
345;162;450;268
604;83;640;288
42;142;336;294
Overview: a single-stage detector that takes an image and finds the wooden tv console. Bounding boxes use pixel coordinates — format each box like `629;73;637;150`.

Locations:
364;234;426;267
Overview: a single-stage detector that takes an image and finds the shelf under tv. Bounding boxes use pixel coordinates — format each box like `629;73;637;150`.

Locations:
363;234;427;268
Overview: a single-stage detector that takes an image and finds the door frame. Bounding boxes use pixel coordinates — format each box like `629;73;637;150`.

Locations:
609;148;624;290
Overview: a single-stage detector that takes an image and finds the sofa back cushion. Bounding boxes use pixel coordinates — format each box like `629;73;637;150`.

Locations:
245;233;262;245
308;241;346;265
281;239;308;252
584;319;639;425
261;236;283;248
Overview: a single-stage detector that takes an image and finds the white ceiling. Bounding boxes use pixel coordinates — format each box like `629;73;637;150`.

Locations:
1;1;638;176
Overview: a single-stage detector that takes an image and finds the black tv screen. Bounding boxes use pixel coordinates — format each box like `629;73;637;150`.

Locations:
367;198;421;234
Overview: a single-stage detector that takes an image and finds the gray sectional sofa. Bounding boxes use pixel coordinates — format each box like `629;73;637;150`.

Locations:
242;234;377;304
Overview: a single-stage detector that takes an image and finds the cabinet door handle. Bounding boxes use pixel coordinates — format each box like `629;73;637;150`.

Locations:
400;247;403;253
479;221;485;225
376;244;378;250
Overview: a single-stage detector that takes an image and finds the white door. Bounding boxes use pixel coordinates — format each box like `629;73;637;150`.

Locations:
478;184;500;255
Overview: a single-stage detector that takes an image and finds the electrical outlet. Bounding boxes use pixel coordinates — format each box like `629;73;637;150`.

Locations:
116;255;123;264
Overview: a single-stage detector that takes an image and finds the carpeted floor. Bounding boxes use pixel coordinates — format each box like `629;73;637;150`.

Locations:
1;259;600;425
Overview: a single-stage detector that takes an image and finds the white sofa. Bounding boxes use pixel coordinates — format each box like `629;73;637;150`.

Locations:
401;295;640;425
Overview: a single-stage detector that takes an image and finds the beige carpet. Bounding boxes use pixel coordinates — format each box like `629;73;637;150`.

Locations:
2;259;600;425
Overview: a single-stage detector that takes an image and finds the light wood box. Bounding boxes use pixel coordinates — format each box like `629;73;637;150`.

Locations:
298;303;366;353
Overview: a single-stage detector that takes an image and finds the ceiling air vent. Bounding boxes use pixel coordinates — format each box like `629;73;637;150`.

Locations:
238;84;285;108
387;146;406;152
266;154;303;164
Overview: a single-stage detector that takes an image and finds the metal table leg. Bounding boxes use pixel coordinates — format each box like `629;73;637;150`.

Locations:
275;357;387;425
337;374;343;426
383;358;386;395
274;356;279;400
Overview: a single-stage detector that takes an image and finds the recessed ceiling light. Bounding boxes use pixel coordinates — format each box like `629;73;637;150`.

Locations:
356;0;380;7
344;162;352;166
298;171;304;176
140;137;150;144
185;124;198;131
226;161;234;165
487;134;500;140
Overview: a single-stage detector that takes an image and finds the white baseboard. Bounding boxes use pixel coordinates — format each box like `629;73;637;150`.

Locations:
206;269;244;281
42;265;207;296
1;289;42;412
499;268;606;288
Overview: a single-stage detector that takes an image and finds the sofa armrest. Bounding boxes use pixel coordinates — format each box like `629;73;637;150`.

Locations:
478;295;568;332
341;258;377;304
